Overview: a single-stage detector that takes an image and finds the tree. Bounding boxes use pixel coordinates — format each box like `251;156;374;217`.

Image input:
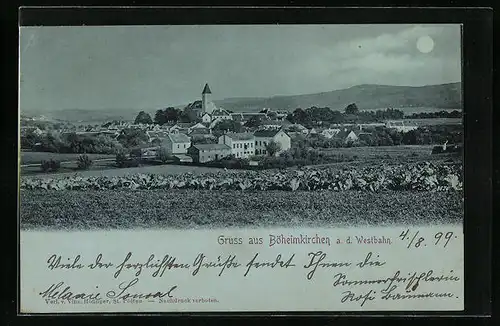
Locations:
117;128;149;148
154;109;167;125
265;140;282;156
154;107;186;125
344;103;359;115
164;107;180;123
290;108;312;127
244;115;263;128
213;120;243;134
134;111;153;124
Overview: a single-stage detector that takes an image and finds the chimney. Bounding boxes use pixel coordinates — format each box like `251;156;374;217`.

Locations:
359;125;362;131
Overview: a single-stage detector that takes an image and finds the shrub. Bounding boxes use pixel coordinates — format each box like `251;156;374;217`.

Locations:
124;158;140;168
40;160;50;172
115;151;129;168
40;159;61;172
156;147;172;163
77;154;93;170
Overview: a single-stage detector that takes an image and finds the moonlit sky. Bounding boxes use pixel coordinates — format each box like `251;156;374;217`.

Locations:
19;24;462;113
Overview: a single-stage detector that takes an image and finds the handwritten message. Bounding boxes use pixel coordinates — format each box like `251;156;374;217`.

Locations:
20;226;464;312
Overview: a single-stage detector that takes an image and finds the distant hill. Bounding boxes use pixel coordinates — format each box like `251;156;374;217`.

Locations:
213;82;462;113
23;82;462;123
24;109;134;124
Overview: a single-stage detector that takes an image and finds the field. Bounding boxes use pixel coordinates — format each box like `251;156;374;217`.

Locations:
20;151;115;165
319;145;436;159
21;145;455;178
404;118;462;126
20;189;463;230
21;163;243;179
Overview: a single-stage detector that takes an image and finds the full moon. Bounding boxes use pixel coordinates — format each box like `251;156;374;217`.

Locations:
416;35;434;53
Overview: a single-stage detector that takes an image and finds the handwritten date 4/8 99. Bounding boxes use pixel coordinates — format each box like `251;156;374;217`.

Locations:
399;229;458;249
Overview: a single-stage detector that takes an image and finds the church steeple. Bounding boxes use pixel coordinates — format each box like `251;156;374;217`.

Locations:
201;83;213;114
202;83;212;94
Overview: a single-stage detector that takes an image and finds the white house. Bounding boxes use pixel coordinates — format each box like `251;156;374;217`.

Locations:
308;128;318;135
284;123;308;134
344;130;359;144
254;129;291;156
321;128;341;139
385;120;418;133
191;122;208;130
218;132;255;159
201;113;212;124
170;122;198;134
163;133;191;155
212;109;232;120
259;120;292;130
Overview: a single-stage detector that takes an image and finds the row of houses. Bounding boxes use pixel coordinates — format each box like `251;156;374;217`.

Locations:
135;128;292;164
190;129;291;163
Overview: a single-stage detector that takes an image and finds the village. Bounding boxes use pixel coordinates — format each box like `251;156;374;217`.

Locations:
20;82;455;173
19;24;465;235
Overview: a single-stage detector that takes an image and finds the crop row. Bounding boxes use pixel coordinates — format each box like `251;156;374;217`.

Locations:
21;161;462;192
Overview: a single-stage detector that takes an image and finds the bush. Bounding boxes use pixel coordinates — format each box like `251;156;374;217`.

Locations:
77;154;93;170
115;151;129;168
40;159;61;172
124;158;141;168
156;147;172;163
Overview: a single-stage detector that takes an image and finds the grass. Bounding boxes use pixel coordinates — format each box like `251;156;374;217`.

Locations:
319;145;435;159
21;163;247;179
20;151;115;165
20;189;463;231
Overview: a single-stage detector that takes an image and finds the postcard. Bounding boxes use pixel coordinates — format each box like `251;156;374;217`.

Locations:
19;23;464;313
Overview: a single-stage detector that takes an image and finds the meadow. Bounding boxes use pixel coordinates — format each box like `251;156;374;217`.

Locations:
319;145;435;159
20;151;115;165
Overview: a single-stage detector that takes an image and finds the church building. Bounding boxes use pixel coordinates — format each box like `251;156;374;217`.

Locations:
201;83;215;114
184;83;231;123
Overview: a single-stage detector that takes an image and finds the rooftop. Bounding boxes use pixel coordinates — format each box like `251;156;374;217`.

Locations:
223;132;255;141
212;109;231;116
174;122;197;128
254;129;287;138
189;128;211;135
192;144;231;151
147;131;169;138
202;83;212;94
261;120;292;126
168;133;191;143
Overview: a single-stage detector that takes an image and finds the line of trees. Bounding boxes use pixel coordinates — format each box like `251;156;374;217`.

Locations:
21;128;151;154
285;104;407;127
291;125;462;149
406;110;462;119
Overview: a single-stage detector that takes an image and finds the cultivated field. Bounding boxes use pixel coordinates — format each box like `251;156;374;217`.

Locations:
19;160;463;230
20;151;115;165
20;189;463;230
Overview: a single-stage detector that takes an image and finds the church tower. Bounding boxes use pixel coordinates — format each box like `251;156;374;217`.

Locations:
201;83;213;114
